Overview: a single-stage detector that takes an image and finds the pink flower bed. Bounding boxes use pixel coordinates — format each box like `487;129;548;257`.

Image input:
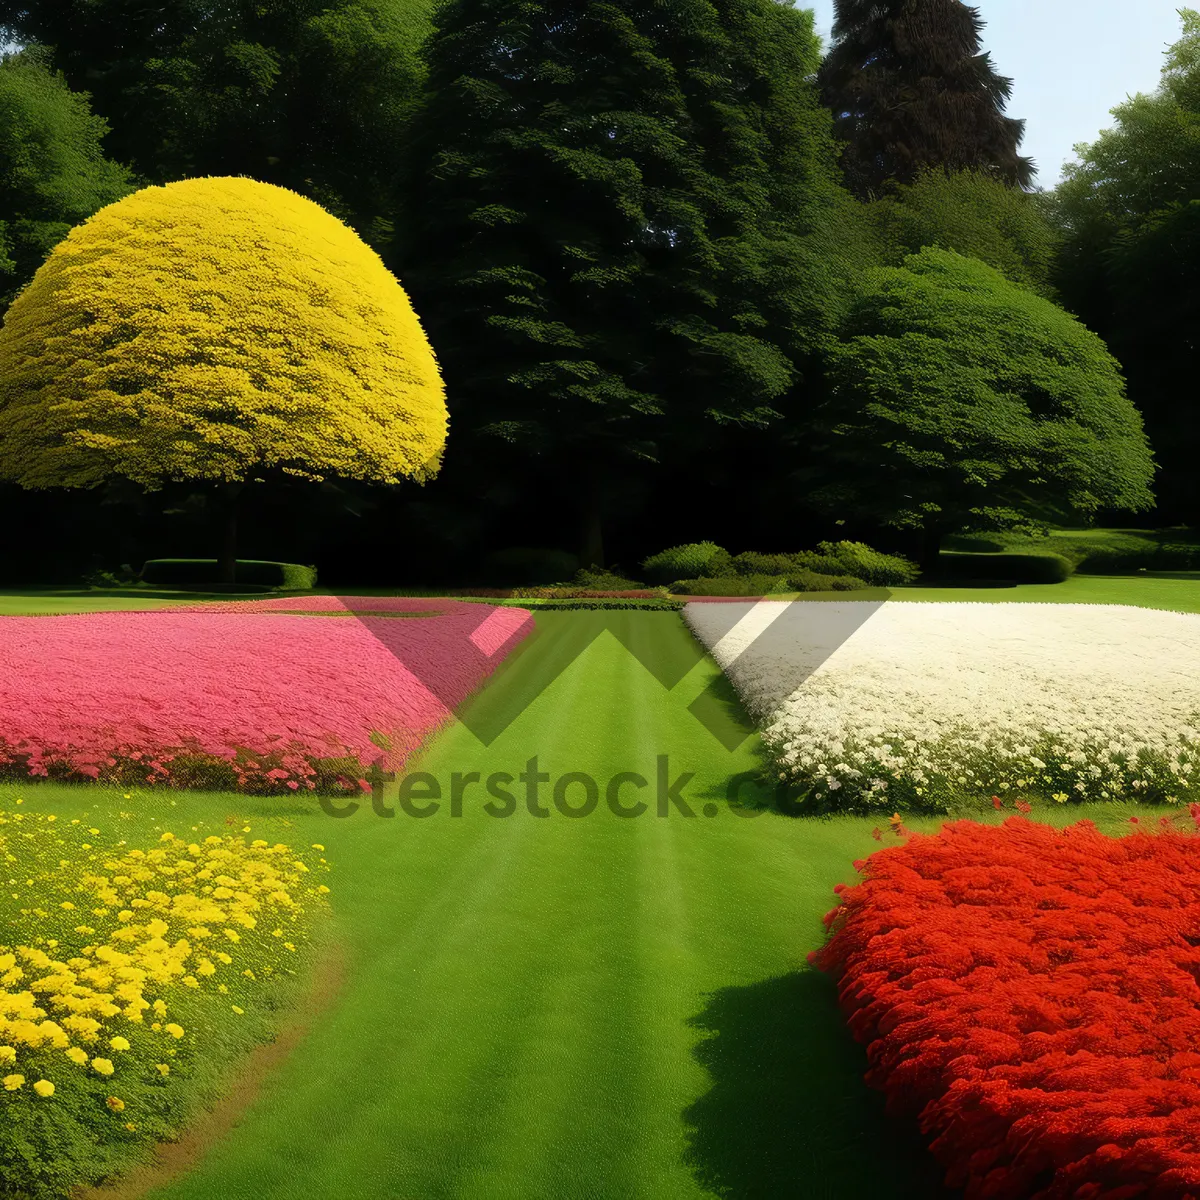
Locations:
0;599;533;793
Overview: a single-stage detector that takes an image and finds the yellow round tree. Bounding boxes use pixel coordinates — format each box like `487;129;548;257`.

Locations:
0;175;448;582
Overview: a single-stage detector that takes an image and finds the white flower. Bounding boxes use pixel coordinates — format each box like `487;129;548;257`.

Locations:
685;600;1200;807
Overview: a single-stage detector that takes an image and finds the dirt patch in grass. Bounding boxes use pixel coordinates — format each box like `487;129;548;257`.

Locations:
73;942;348;1200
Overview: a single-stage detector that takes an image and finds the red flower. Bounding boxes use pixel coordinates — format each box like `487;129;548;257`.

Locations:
811;819;1200;1198
992;795;1004;810
872;827;883;841
1015;800;1032;815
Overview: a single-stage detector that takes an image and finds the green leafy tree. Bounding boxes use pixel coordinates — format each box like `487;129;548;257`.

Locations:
800;248;1155;568
0;0;433;253
817;0;1036;200
1046;9;1200;521
0;46;138;307
0;177;447;583
397;0;861;564
864;166;1061;298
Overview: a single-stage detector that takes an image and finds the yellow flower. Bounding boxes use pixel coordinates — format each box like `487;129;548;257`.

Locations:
3;1074;24;1090
317;885;330;895
1052;792;1069;803
33;1079;54;1097
65;1047;88;1065
91;1058;115;1076
0;1046;15;1066
231;1005;245;1015
109;1036;130;1052
106;1095;125;1112
155;1063;170;1076
311;844;324;852
124;1121;137;1131
163;1024;184;1040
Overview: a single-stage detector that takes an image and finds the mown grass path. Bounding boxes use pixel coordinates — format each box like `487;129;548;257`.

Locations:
123;610;945;1200
9;608;1168;1199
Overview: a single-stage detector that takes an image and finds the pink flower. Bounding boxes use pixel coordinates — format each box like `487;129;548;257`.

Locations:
0;600;533;793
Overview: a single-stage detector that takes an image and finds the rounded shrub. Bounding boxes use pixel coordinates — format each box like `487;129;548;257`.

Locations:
816;541;921;586
787;568;872;592
671;574;792;597
642;542;732;584
0;176;448;490
731;551;803;577
936;551;1074;583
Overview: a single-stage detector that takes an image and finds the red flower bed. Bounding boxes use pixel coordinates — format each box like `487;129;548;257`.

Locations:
809;817;1200;1199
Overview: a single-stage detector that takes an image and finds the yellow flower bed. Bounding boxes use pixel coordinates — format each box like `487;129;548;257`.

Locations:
0;807;331;1196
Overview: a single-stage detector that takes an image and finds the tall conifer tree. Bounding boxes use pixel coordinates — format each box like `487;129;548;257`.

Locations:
817;0;1035;200
397;0;860;563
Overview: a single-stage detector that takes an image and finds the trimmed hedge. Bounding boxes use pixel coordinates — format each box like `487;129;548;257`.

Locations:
943;528;1200;575
731;551;803;577
672;571;871;596
140;559;317;590
672;573;793;597
789;569;872;592
642;542;733;584
934;551;1073;584
456;595;684;611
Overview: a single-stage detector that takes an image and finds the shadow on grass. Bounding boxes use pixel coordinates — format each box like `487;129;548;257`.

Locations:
682;971;955;1200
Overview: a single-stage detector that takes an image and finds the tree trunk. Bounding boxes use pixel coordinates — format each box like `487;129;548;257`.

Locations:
580;470;604;569
919;525;943;576
218;481;243;585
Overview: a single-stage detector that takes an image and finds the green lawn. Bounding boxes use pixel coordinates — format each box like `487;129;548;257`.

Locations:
5;606;1183;1199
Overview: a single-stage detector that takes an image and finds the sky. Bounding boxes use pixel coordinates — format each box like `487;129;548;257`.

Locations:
807;0;1191;188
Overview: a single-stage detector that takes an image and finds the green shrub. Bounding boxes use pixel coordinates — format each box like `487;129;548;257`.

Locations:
484;596;684;611
941;528;1200;575
730;551;802;577
482;547;580;586
568;567;646;590
817;540;921;586
790;550;858;575
671;573;794;597
642;542;732;583
787;568;872;592
140;559;317;589
935;551;1074;583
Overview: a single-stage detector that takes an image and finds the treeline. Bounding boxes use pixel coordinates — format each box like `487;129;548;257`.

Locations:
0;0;1189;583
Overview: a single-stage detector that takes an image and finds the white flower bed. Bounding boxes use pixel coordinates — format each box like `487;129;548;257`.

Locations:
685;601;1200;809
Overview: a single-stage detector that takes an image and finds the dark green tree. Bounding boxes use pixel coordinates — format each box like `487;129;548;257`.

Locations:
800;248;1155;568
0;0;433;252
864;165;1061;298
1046;9;1200;522
817;0;1036;201
0;46;138;307
397;0;863;564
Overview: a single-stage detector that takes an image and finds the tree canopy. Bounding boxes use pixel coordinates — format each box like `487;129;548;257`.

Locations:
0;176;447;493
0;46;138;307
817;0;1036;200
799;248;1155;562
1047;8;1200;522
397;0;862;562
863;166;1061;299
0;0;434;254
